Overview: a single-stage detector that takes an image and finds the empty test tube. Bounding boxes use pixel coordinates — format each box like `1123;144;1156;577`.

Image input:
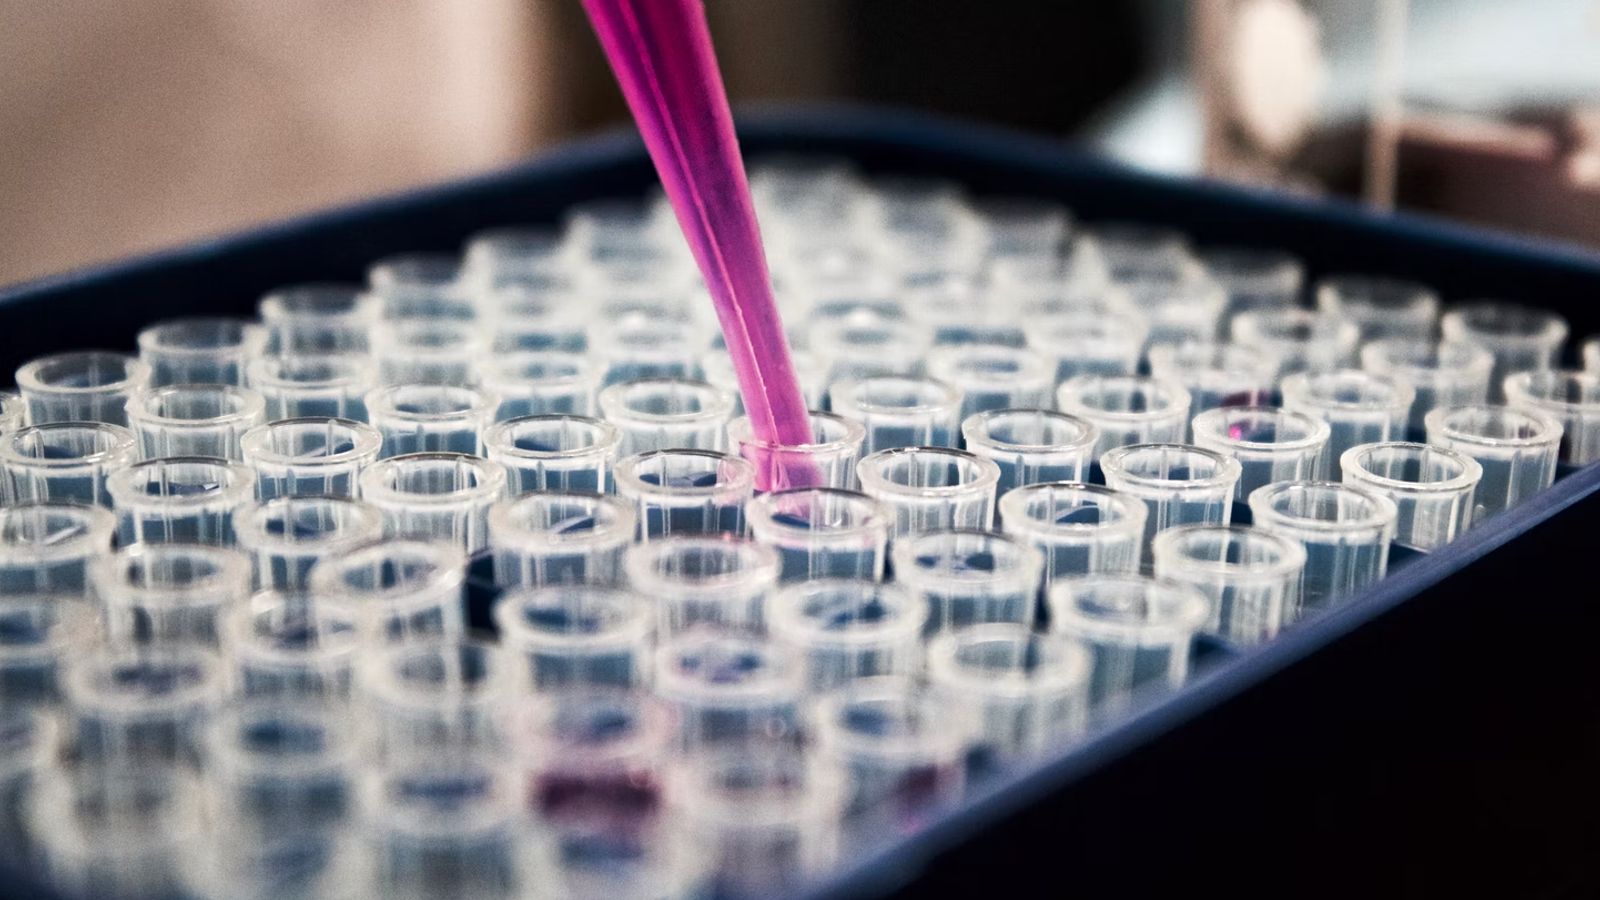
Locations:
138;317;267;386
0;503;114;596
359;453;507;552
93;543;250;646
769;579;924;691
482;287;588;353
891;529;1044;633
1248;481;1397;611
373;319;485;386
0;595;93;704
1200;246;1304;318
1025;308;1149;382
359;639;510;756
746;488;889;582
1424;405;1561;521
126;383;266;460
1281;370;1413;477
591;314;707;387
654;631;802;748
368;252;471;321
202;701;356;844
362;757;528;898
1056;375;1192;460
463;225;568;286
1099;443;1241;560
1190;406;1330;502
728;411;865;491
1340;442;1482;551
246;353;376;420
484;415;619;495
493;585;652;689
1315;274;1440;342
1231;309;1360;377
1145;341;1279;417
258;283;377;354
240;417;382;500
856;447;999;539
1046;575;1209;710
0;422;136;507
64;642;226;764
0;709;56;847
221;591;360;700
598;378;735;456
367;384;499;457
1120;271;1227;346
624;534;779;635
1441;302;1568;402
961;409;1097;495
489;491;635;588
481;351;599;418
1150;525;1306;645
925;624;1093;757
105;457;253;545
15;351;150;426
925;345;1054;418
1504;370;1600;465
234;495;384;590
0;393;20;439
812;677;967;824
810;313;935;383
308;538;466;644
1359;340;1493;436
613;449;754;539
829;375;962;454
998;482;1147;587
28;767;205;899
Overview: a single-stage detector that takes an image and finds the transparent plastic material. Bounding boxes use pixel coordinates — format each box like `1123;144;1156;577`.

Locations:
1340;442;1482;551
624;535;779;635
702;347;827;415
202;701;356;833
0;422;136;507
1056;375;1191;459
92;543;250;647
925;345;1053;417
105;457;254;546
0;709;56;842
0;393;19;440
613;449;755;540
590;315;707;388
307;539;466;645
358;639;509;757
998;482;1147;587
15;351;150;426
1025;309;1149;382
1145;341;1279;420
358;453;506;552
361;757;528;898
366;384;498;458
1586;337;1600;373
480;351;599;419
1100;444;1242;560
1045;575;1209;709
1315;274;1440;342
856;447;999;539
493;585;652;689
221;591;360;700
653;631;802;748
137;317;268;387
63;643;227;764
372;319;485;386
746;488;890;582
1280;370;1413;477
27;767;204;899
126;384;266;461
239;418;382;500
484;415;620;495
769;579;924;691
1441;302;1568;402
925;625;1093;757
598;378;735;456
482;288;588;353
1359;340;1493;434
1190;406;1331;500
891;529;1044;633
1248;481;1398;611
728;411;864;492
258;283;377;354
489;492;636;588
812;678;966;822
0;595;92;704
233;496;384;590
1231;309;1360;376
1200;247;1304;318
0;503;115;596
246;353;375;421
961;409;1096;495
829;376;962;454
367;252;471;321
1151;525;1306;646
1424;405;1562;522
1503;370;1600;465
1120;271;1227;346
810;314;935;383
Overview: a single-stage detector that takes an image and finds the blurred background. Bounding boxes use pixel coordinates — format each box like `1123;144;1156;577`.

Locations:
2;0;1596;287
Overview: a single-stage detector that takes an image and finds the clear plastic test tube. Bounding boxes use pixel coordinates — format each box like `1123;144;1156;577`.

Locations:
0;708;56;847
1150;525;1306;646
962;409;1097;495
1504;370;1600;465
366;383;499;457
240;417;382;500
28;766;204;899
1359;340;1493;435
1281;370;1414;477
359;638;509;757
1145;341;1279;417
998;482;1147;589
746;488;889;582
1587;336;1600;373
829;375;962;454
1441;302;1568;402
359;453;506;552
624;534;779;635
728;411;865;491
484;415;619;495
1121;271;1228;346
925;345;1054;418
482;287;588;352
202;701;356;833
234;495;384;590
812;677;967;824
1025;308;1149;382
1199;246;1304;318
463;225;568;285
1315;274;1440;342
15;351;150;426
855;447;999;539
1046;574;1209;710
598;377;735;456
591;314;707;387
258;283;377;354
92;543;250;647
63;642;226;764
769;579;924;691
1100;443;1241;559
138;317;268;386
1231;308;1360;377
1056;375;1192;459
0;594;92;704
368;252;472;321
246;353;376;420
925;624;1093;757
0;422;136;507
1340;442;1482;551
654;631;802;748
126;383;267;460
489;491;636;588
308;538;466;644
493;585;652;689
810;312;935;383
372;319;485;386
1248;480;1397;612
1425;405;1562;521
221;591;360;701
481;351;599;418
1190;406;1331;501
106;457;254;546
0;393;18;439
613;449;755;539
0;503;115;596
891;529;1044;633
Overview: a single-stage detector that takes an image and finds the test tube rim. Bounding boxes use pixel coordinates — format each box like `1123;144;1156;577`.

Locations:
1146;340;1280;380
246;352;375;390
623;533;781;592
1232;307;1360;348
1339;441;1485;495
961;408;1099;453
357;636;509;709
357;452;509;508
669;744;847;828
481;350;594;387
105;456;255;510
137;317;269;358
487;491;637;548
0;502;116;564
830;375;963;416
0;421;137;469
220;590;362;668
1189;406;1331;453
1055;374;1192;424
855;446;1001;498
359;758;520;837
91;542;251;608
811;675;969;762
769;578;927;649
483;414;621;461
63;642;227;719
1045;574;1212;644
726;410;865;453
924;624;1094;699
597;377;737;425
492;584;653;652
306;538;467;606
653;630;801;706
997;481;1150;538
1440;301;1569;346
1149;524;1308;582
1503;369;1600;414
1423;404;1564;450
125;383;268;429
239;416;383;467
613;449;756;499
1358;339;1493;381
364;383;501;424
15;350;151;397
203;701;358;781
925;344;1055;388
259;282;374;321
1246;480;1400;537
1280;369;1415;413
505;688;674;766
0;595;96;665
1314;272;1441;317
233;495;386;553
889;527;1045;587
745;488;889;541
1100;443;1244;494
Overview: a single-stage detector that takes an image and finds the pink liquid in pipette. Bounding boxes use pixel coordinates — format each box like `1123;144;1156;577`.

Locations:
581;0;815;490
